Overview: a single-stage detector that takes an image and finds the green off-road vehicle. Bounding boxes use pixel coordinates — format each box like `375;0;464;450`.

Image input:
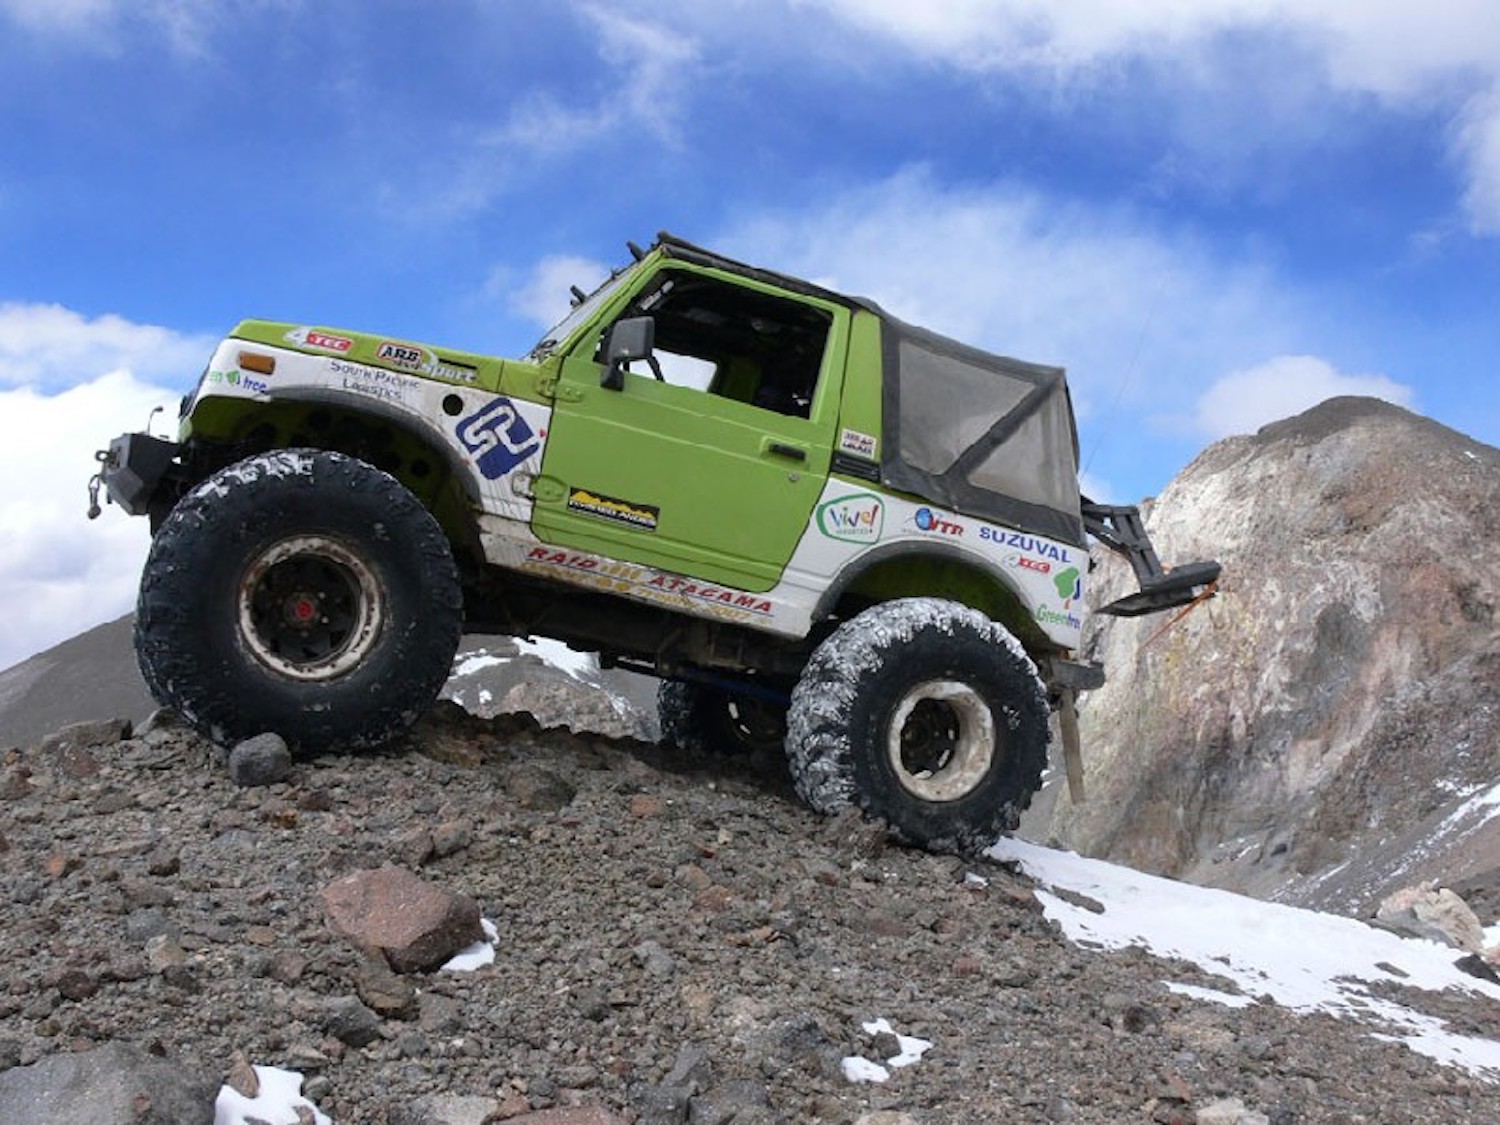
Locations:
91;233;1218;852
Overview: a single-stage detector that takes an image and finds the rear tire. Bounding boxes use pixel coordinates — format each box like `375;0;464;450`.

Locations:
135;449;463;751
785;597;1049;854
657;679;788;756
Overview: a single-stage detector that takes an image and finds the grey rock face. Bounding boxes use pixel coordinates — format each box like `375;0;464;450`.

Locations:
1042;397;1500;914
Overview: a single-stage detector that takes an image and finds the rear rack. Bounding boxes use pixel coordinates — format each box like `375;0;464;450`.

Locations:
1082;499;1221;618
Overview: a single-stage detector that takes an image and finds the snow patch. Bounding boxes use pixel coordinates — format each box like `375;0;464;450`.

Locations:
840;1017;934;1085
515;637;596;678
990;837;1500;1079
452;651;508;677
215;1064;331;1125
442;918;499;972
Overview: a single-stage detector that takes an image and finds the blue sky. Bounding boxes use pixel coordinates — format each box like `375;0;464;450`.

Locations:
2;0;1499;671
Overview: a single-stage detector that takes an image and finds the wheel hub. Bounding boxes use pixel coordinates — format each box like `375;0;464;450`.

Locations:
238;535;385;682
284;593;320;626
886;680;997;802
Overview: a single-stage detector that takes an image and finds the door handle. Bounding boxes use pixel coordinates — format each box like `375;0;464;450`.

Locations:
765;441;807;462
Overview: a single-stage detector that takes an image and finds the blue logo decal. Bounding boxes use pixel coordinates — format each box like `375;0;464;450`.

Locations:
458;397;541;479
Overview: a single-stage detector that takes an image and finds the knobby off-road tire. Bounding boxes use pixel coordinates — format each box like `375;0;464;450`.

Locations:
135;449;463;752
785;597;1050;854
657;679;788;757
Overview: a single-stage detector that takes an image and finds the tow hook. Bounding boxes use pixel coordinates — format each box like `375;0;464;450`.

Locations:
86;448;113;520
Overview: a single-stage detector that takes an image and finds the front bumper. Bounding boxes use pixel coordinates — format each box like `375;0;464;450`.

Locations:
95;432;180;516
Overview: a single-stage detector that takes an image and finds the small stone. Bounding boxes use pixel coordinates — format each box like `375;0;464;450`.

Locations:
228;733;293;788
54;970;97;1002
145;934;188;971
36;718;129;775
324;996;382;1048
0;770;33;801
42;853;79;879
145;849;181;877
161;963;200;992
1196;1098;1270;1125
867;913;910;938
225;1051;259;1098
628;794;666;818
504;764;576;811
392;827;435;867
268;950;309;984
431;819;471;857
355;958;419;1021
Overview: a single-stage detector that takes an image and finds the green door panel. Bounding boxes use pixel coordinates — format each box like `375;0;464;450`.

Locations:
534;328;847;592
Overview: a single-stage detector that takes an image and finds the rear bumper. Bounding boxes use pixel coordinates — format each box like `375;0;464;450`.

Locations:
1038;656;1105;695
100;432;180;516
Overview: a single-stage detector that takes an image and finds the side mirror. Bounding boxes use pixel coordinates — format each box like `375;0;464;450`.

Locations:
602;316;656;390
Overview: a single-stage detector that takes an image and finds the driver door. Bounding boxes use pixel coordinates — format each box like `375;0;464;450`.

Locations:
531;267;848;593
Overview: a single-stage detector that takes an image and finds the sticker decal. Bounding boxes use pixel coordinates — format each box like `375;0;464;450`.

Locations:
566;488;659;531
329;358;416;404
458;397;542;479
204;369;270;396
284;326;354;353
1053;565;1082;606
999;553;1052;575
911;507;964;536
977;526;1074;563
1036;605;1082;631
839;428;877;458
816;493;884;543
523;547;772;618
429;358;479;384
376;340;427;369
374;341;479;384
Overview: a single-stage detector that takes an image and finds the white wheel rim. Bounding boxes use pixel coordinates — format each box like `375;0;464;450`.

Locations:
886;680;996;802
237;535;385;682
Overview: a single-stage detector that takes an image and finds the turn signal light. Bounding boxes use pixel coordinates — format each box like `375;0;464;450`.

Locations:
238;351;276;375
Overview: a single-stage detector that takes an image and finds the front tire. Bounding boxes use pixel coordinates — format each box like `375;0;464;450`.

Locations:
785;597;1050;854
135;449;463;751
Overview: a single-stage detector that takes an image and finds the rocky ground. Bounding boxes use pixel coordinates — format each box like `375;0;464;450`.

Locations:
1;703;1498;1124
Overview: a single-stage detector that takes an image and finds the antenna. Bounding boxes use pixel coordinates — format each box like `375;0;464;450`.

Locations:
1082;273;1167;482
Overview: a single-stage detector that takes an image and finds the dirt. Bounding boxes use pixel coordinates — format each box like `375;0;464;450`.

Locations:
1;704;1498;1123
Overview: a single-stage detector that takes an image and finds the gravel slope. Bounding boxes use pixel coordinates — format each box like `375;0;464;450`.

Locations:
1;705;1498;1123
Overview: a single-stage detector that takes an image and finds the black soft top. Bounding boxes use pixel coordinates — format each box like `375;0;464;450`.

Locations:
657;233;1084;547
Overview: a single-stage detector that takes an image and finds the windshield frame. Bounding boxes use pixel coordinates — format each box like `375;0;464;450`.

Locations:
523;264;640;362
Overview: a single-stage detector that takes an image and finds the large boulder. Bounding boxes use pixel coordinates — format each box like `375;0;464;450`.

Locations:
0;1042;218;1123
320;866;484;973
1038;397;1500;915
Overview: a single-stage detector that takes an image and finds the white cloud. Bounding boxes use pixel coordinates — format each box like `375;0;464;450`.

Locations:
1189;354;1415;440
0;302;214;389
808;1;1500;89
0;303;207;670
488;5;700;158
719;167;1295;416
0;0;115;35
0;0;235;55
804;0;1500;232
0;371;178;671
1456;87;1500;235
502;255;611;330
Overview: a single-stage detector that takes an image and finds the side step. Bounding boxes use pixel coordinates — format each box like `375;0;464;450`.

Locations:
1082;499;1221;618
